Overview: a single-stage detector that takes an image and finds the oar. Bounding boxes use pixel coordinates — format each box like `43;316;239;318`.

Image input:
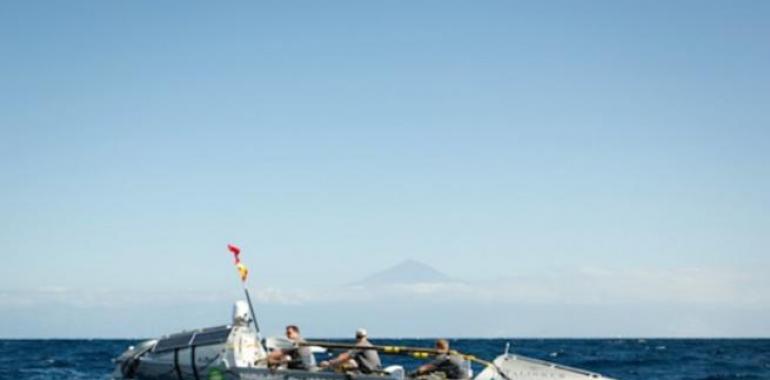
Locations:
300;341;511;380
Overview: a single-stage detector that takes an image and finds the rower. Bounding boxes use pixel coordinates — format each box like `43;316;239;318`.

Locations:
410;340;469;380
268;325;316;370
320;328;382;374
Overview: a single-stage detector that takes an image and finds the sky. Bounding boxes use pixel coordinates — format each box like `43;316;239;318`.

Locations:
1;1;769;338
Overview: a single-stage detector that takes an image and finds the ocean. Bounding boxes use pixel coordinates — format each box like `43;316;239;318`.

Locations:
0;338;768;380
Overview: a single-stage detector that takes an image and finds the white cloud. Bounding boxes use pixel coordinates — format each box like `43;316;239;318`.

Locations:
0;286;310;309
286;265;768;310
468;265;770;307
3;266;767;337
3;266;766;309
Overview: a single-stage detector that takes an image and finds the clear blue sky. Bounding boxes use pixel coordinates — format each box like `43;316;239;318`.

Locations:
1;1;768;337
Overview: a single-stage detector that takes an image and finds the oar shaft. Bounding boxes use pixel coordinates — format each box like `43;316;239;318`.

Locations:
302;341;481;360
302;341;444;355
302;341;509;380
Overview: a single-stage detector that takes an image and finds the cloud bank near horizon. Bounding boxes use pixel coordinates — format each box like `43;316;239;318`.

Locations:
2;264;767;338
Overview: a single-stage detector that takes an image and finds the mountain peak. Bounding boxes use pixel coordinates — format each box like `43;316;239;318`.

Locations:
351;260;455;286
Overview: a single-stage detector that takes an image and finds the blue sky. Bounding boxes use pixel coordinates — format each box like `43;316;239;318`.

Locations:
1;1;769;338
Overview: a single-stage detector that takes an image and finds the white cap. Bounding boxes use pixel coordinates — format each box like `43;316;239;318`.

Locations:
355;328;368;338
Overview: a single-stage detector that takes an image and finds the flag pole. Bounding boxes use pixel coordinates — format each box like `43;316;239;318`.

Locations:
228;244;263;341
242;281;262;340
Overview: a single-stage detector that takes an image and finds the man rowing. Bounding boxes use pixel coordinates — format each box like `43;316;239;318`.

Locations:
320;328;382;374
411;339;470;380
268;325;316;370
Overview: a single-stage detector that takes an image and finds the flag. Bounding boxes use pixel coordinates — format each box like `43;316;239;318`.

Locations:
228;244;248;282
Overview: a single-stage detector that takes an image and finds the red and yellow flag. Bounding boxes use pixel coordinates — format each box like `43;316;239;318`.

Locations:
228;244;248;282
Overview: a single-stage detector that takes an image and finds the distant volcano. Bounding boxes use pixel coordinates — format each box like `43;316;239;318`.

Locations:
350;259;457;286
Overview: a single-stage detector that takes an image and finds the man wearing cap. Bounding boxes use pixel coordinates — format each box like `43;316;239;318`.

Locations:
320;328;382;374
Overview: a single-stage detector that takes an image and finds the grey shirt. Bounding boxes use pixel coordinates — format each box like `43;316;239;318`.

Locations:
284;339;316;370
347;340;382;374
427;353;469;380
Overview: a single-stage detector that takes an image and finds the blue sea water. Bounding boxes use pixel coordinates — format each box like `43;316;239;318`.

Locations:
0;339;768;380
